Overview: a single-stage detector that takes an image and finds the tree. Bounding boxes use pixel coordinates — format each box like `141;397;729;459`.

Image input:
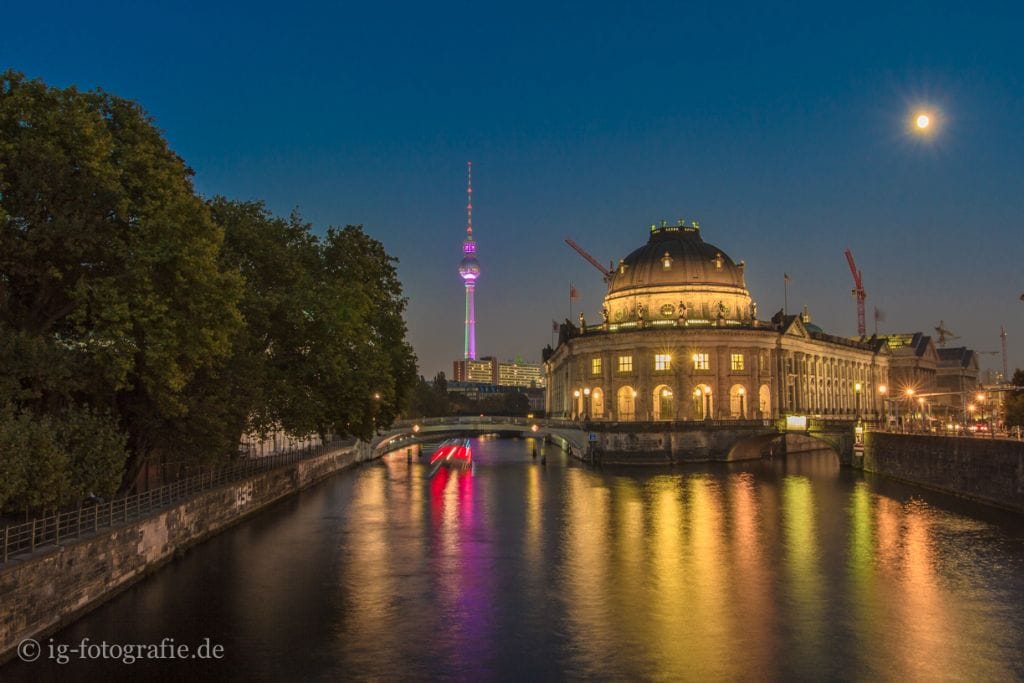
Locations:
208;201;418;444
1004;369;1024;428
0;71;243;491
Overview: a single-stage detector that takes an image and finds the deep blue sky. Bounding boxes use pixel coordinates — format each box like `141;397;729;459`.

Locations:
7;1;1024;379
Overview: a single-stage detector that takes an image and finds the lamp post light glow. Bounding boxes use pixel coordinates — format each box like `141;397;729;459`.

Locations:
916;113;930;129
879;385;888;428
854;382;862;417
738;386;746;419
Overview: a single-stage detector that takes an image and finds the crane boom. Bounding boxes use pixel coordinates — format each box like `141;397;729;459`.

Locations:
565;238;612;280
843;248;867;336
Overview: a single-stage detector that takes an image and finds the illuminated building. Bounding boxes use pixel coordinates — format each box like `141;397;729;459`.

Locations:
875;333;938;395
458;161;480;360
453;356;546;388
545;221;891;421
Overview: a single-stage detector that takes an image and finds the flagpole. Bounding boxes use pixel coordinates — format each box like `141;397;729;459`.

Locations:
783;274;789;315
569;283;574;323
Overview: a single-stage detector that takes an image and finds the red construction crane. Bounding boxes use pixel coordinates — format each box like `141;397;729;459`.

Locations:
565;238;612;282
844;248;867;336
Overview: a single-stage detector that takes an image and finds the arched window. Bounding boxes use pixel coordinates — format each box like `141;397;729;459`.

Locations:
617;386;636;422
652;384;674;420
591;388;605;418
759;384;771;418
729;384;747;418
692;384;713;419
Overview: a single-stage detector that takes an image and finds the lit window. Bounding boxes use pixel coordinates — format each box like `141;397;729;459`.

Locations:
618;355;633;372
693;353;709;370
655;354;672;371
592;357;602;375
731;353;744;371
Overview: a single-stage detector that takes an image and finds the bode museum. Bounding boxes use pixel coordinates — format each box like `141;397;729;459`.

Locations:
544;221;892;422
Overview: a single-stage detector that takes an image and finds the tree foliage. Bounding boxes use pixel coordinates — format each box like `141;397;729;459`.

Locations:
0;72;418;511
1004;369;1024;428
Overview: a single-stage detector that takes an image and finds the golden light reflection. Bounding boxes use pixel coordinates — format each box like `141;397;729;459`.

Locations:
562;469;615;676
782;476;824;667
523;461;542;575
728;473;775;672
342;467;397;651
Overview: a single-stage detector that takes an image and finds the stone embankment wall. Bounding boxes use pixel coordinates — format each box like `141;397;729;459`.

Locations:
0;443;373;663
591;428;786;465
863;432;1024;512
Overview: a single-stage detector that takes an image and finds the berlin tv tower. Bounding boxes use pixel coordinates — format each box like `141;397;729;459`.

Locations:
458;162;480;360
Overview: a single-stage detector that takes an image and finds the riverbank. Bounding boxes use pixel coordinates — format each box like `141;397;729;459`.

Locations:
861;432;1024;513
0;441;374;663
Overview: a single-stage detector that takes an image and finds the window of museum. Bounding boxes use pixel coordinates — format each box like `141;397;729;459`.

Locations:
693;353;709;370
654;354;671;371
618;355;633;373
592;357;602;375
731;353;744;371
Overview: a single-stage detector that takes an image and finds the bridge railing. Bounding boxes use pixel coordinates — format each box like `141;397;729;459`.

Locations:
0;437;356;566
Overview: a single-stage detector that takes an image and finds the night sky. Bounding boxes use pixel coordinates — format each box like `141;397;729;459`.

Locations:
7;1;1024;378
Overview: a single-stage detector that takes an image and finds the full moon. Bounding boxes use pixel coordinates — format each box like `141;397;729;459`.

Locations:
916;114;931;129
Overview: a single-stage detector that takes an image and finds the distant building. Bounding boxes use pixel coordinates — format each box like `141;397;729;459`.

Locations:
453;357;497;384
453;357;546;388
875;333;939;394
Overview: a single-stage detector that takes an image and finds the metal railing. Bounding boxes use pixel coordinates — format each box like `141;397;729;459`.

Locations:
1;437;355;566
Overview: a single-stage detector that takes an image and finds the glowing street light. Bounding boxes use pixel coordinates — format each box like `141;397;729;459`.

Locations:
916;113;930;129
879;384;888;427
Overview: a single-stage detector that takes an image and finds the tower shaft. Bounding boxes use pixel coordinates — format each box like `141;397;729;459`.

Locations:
464;283;476;360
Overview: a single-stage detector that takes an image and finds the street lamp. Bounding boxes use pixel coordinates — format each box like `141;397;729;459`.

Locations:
918;397;926;431
879;385;888;428
854;382;862;418
573;389;581;420
737;386;746;419
904;388;915;432
583;387;591;421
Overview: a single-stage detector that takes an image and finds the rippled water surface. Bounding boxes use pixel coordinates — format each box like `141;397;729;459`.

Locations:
8;437;1024;681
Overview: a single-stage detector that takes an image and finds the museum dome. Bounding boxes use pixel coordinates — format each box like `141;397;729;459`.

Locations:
602;223;754;325
608;224;747;293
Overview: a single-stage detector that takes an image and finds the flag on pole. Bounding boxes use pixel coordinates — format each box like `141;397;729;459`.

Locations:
570;284;579;300
874;307;886;322
552;319;558;332
784;273;791;283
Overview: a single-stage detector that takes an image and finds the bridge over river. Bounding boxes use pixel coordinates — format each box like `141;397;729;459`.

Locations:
374;416;860;465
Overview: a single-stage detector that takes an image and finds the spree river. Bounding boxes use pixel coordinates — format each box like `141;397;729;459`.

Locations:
8;437;1024;681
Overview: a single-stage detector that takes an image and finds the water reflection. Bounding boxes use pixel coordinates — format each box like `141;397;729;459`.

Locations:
7;443;1024;681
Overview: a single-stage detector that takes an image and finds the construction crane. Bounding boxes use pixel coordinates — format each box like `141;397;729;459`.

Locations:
565;238;612;283
843;248;867;336
934;320;959;347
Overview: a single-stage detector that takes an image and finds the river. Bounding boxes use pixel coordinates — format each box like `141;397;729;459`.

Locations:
6;436;1024;681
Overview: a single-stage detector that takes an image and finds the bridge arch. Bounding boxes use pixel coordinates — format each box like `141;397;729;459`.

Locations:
726;431;843;462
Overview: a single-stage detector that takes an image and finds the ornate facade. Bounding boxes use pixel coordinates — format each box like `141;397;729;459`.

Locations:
545;223;891;421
